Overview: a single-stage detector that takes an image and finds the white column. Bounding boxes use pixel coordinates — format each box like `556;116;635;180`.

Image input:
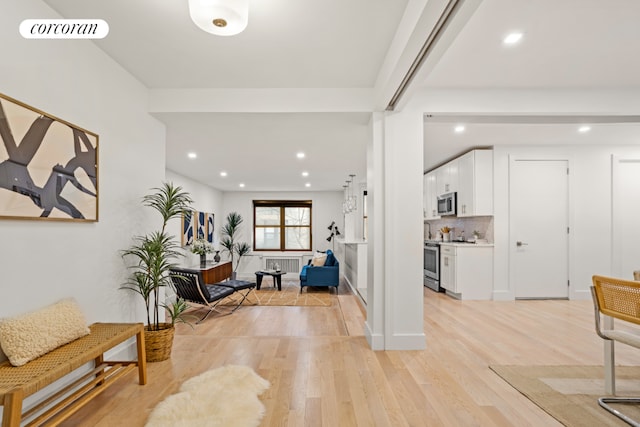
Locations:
366;109;426;350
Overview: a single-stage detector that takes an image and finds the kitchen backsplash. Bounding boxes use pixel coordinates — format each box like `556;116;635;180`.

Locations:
425;216;494;242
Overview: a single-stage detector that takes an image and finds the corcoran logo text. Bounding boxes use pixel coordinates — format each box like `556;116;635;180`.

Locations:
20;19;109;39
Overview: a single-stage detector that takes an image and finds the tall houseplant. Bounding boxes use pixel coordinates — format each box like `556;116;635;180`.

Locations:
121;182;193;361
220;212;251;276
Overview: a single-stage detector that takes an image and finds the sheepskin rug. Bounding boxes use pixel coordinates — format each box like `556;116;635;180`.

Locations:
145;365;270;427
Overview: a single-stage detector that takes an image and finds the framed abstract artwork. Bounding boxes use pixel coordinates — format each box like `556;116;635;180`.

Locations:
197;211;206;239
182;210;195;246
206;212;214;243
0;93;99;221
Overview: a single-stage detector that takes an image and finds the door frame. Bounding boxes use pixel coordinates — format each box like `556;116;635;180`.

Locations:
611;155;640;278
508;154;573;299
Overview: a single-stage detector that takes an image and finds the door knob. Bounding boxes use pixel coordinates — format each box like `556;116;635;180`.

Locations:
516;241;528;247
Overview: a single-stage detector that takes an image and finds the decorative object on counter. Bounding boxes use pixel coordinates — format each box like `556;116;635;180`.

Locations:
121;182;194;362
191;238;213;267
441;226;451;242
214;250;221;263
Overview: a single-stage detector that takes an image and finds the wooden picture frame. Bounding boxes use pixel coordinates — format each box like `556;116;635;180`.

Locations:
0;93;99;221
182;210;195;246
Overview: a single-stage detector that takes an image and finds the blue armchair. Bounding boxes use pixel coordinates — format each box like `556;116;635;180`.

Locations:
300;250;339;291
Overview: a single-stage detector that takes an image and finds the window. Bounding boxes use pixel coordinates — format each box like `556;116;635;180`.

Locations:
253;200;312;251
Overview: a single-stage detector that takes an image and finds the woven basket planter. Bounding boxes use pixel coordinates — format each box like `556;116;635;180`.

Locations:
144;323;175;362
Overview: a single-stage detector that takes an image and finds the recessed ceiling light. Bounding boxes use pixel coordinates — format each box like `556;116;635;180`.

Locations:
302;171;309;177
220;171;228;177
454;125;465;133
239;183;245;188
305;183;311;187
187;152;197;159
578;125;591;133
503;32;523;45
296;152;305;159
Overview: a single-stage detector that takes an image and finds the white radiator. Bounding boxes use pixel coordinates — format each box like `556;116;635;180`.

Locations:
263;257;301;274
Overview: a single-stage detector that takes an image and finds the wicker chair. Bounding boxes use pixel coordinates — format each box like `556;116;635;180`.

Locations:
170;268;235;323
591;274;640;426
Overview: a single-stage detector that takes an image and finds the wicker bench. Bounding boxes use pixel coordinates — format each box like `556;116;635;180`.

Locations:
0;323;147;427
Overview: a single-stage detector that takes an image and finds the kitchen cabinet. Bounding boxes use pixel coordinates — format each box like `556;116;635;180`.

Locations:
436;159;459;195
457;149;493;217
440;245;457;292
440;243;493;299
423;171;439;220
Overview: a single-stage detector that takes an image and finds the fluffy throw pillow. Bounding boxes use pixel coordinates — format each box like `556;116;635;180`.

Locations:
311;251;327;266
0;298;90;366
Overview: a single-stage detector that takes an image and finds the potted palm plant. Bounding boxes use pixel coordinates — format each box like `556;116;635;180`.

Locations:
220;212;251;279
121;182;193;362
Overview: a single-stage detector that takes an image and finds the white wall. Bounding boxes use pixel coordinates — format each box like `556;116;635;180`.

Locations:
0;1;166;414
221;191;343;277
0;0;165;324
493;145;640;300
165;169;223;267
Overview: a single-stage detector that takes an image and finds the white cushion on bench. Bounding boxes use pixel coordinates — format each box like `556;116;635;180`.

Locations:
0;298;90;366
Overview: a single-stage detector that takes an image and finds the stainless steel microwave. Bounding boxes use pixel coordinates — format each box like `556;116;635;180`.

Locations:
437;192;457;216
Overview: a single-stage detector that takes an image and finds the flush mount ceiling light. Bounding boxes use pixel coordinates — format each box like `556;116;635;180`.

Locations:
301;171;309;177
187;152;197;159
220;171;228;177
296;152;305;159
305;183;311;188
239;183;245;188
503;32;523;45
454;125;465;133
578;125;592;133
188;0;249;36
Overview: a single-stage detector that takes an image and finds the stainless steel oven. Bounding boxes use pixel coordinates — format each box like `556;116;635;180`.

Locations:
424;241;441;292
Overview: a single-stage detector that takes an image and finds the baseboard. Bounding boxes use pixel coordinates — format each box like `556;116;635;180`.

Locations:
365;322;384;350
492;290;514;301
384;333;426;351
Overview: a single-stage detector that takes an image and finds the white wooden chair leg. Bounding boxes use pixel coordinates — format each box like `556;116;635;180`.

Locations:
604;315;615;395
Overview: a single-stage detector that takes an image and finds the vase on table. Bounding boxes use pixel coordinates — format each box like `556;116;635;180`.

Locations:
200;254;206;267
214;251;221;263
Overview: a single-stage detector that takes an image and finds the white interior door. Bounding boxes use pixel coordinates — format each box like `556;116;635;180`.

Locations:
612;157;640;278
510;159;569;298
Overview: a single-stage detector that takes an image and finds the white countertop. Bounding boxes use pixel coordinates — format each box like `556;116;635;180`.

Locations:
438;241;494;247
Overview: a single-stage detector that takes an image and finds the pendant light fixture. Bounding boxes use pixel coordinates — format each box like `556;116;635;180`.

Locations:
188;0;249;36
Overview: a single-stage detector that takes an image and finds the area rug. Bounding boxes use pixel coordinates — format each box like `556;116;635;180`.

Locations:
145;365;270;427
222;280;334;307
490;365;640;427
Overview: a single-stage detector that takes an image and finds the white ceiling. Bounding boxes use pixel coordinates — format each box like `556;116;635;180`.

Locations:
43;0;640;190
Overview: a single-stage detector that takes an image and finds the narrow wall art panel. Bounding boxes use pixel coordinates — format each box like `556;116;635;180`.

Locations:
206;212;214;243
0;93;99;221
197;211;206;239
182;210;195;246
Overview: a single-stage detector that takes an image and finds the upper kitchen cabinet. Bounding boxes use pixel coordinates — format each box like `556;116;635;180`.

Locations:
457;149;493;217
436;158;459;195
424;171;439;220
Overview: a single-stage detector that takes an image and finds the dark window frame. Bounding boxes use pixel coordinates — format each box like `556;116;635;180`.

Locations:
253;200;312;251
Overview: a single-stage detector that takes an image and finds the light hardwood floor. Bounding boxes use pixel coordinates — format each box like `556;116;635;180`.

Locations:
62;283;638;426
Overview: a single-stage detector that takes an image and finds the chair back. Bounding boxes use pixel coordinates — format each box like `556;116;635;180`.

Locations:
170;268;211;303
592;275;640;326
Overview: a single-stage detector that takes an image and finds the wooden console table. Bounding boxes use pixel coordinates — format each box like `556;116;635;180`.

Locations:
180;261;232;284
